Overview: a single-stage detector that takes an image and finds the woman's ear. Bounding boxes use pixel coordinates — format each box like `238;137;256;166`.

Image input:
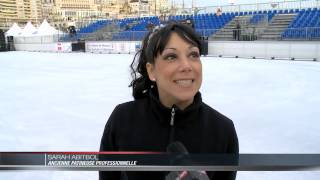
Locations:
146;62;156;81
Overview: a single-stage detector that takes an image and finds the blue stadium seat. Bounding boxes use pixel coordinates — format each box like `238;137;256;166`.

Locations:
282;8;320;40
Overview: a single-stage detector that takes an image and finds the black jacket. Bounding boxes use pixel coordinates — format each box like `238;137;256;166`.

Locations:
100;91;239;180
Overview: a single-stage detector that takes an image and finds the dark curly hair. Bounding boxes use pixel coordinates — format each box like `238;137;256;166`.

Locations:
129;22;202;99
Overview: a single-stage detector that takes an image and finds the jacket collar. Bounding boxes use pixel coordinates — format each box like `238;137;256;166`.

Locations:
148;89;202;126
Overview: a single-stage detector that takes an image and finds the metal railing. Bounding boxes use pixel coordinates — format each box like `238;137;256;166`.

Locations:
282;27;320;40
11;26;320;44
194;29;219;37
181;0;320;15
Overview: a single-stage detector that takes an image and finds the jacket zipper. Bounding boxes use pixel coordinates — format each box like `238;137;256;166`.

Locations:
169;107;176;144
170;107;175;126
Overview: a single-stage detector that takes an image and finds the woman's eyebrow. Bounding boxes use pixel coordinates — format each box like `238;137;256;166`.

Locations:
164;46;197;51
163;47;176;51
189;45;198;49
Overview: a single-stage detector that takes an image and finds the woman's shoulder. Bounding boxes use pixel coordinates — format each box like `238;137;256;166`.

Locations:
107;98;150;129
112;98;148;117
115;98;149;112
200;102;235;128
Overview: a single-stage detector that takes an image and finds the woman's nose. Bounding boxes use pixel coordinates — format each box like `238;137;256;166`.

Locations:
179;56;192;72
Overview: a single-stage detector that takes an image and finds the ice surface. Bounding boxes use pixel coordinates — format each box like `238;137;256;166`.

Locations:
0;51;319;179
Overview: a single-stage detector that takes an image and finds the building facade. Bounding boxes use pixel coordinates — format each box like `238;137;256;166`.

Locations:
0;0;170;30
0;0;42;30
149;0;169;15
129;0;149;17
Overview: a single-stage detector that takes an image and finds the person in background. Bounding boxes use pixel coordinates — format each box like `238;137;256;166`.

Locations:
68;25;77;39
216;8;222;16
233;21;241;41
236;21;241;41
185;18;195;29
0;29;6;51
99;22;239;180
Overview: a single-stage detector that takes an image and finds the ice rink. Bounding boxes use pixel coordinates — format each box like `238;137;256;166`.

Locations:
0;51;319;179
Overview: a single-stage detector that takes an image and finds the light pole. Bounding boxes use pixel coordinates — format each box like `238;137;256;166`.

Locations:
154;0;157;16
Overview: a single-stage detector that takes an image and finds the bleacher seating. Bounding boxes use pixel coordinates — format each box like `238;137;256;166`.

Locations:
111;13;235;40
78;20;112;34
192;13;233;37
62;7;320;41
61;20;113;41
282;8;320;39
112;16;160;41
250;14;269;24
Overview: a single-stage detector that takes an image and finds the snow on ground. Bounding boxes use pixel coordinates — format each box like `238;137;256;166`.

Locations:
0;51;319;179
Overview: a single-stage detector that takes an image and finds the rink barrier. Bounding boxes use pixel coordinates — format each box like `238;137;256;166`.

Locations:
13;40;319;61
14;42;72;53
85;41;141;54
208;41;320;61
13;41;141;54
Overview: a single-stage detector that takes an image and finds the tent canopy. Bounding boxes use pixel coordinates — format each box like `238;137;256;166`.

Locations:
5;23;22;36
21;21;37;36
36;19;60;36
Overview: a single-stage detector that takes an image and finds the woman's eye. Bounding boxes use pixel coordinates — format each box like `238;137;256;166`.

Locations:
164;54;177;61
190;52;200;58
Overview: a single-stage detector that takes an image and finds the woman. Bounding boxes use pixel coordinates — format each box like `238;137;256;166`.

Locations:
100;22;238;180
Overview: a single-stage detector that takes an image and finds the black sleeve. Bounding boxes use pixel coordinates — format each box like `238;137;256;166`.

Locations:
99;105;121;180
211;122;239;180
227;121;239;154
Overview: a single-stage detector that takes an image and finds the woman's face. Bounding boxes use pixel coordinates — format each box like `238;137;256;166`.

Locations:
146;32;202;110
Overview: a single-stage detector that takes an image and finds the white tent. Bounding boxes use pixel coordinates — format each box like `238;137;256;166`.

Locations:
20;21;37;36
16;20;64;44
14;20;64;45
36;19;60;36
14;21;37;44
5;23;22;37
